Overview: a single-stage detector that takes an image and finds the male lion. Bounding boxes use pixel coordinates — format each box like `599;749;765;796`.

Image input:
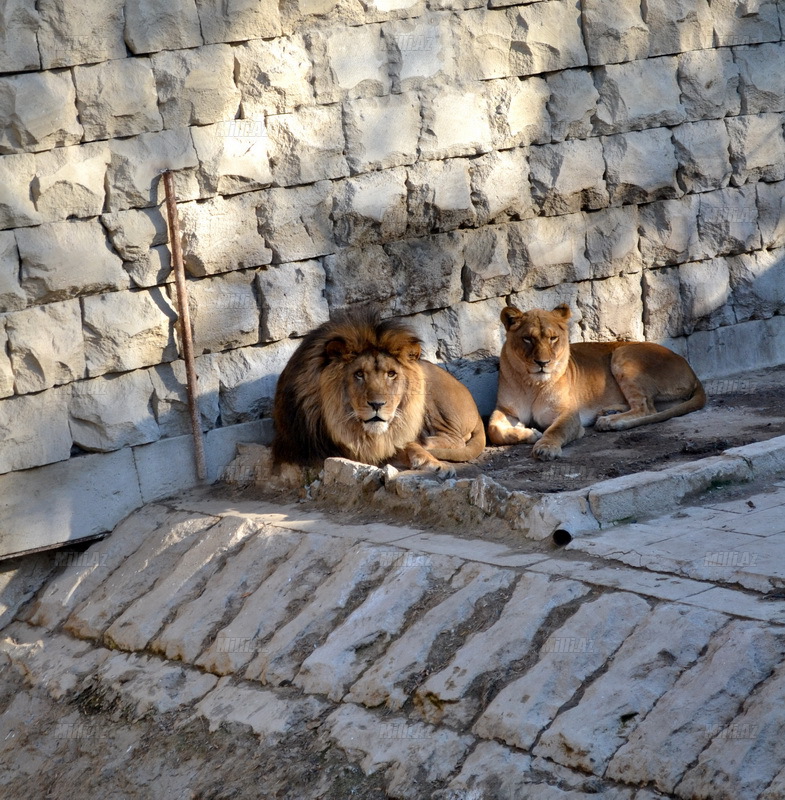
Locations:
488;304;706;460
272;311;485;477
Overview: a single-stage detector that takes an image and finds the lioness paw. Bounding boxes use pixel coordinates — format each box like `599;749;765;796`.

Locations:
489;426;542;446
595;414;620;432
532;440;562;461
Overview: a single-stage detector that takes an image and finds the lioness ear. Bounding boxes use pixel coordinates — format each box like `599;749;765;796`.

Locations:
325;337;350;361
552;304;572;320
501;306;524;331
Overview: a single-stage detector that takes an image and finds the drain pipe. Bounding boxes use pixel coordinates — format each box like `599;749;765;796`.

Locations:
162;170;206;482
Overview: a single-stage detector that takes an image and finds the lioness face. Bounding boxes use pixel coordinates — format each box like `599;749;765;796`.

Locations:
344;352;409;435
501;304;572;383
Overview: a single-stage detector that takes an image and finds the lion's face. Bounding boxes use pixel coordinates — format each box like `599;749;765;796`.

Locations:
501;304;572;383
342;351;411;435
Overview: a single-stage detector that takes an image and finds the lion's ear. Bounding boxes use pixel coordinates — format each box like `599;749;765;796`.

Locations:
501;306;524;331
396;337;421;362
552;304;572;320
325;337;350;361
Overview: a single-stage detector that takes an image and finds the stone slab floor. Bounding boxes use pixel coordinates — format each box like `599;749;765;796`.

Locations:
2;479;785;800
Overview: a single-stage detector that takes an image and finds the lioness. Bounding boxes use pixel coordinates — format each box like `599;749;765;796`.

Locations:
272;311;485;477
488;304;706;460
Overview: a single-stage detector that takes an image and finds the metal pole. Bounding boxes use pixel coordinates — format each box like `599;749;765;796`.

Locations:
162;170;207;482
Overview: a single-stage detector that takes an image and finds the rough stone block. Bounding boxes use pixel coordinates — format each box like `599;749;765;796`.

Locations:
69;370;159;452
529;138;607;215
100;206;171;289
74;58;162;140
195;0;282;43
710;0;780;47
489;76;551;148
584;205;641;279
0;153;41;229
178;193;272;276
0;70;83;154
267;104;349;185
677;50;740;120
16;219;129;303
431;298;507;360
419;83;494;159
0;0;40;72
757;180;785;249
405;158;475;235
593;56;685;134
672;119;732;193
257;260;329;342
384;15;455;92
582;0;649;65
726;113;785;185
462;226;514;301
37;0;126;68
469;149;533;226
235;35;313;116
642;0;713;56
107;129;200;211
0;325;14;398
729;250;785;322
638;196;704;267
32;143;110;222
580;271;644;341
257;182;334;263
735;43;785;114
191;121;274;196
603;128;681;205
152;45;241;128
642;267;684;341
333;168;408;247
149;357;221;436
546;68;600;142
124;0;202;53
6;300;85;394
456;8;513;80
185;271;260;354
698;185;761;257
82;287;178;376
679;258;734;333
0;388;71;474
0;231;24;313
344;93;421;171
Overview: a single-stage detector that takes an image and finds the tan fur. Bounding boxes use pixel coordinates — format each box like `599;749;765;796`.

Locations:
272;312;485;477
488;304;706;460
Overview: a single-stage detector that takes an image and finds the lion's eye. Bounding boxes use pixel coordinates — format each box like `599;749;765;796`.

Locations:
522;337;532;345
354;370;364;380
550;336;558;343
387;370;397;379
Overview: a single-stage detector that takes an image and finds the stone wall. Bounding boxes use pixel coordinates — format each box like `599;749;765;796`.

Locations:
1;0;784;551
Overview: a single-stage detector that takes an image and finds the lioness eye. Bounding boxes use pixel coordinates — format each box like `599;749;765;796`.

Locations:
550;336;558;343
354;370;364;380
387;370;397;379
523;337;532;344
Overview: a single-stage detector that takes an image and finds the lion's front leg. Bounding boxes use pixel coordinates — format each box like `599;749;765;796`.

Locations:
488;409;543;446
532;411;583;461
400;442;456;479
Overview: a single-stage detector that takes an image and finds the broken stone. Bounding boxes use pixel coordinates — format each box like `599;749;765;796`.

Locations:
581;0;649;65
469;149;533;226
0;0;40;72
0;230;25;313
672;119;732;194
0;153;41;229
677;49;740;120
546;68;599;142
490;76;551;148
100;206;171;288
405;158;475;236
123;0;203;54
726;112;785;185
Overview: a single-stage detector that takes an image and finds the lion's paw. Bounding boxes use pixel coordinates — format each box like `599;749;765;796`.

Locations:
433;463;457;480
594;415;618;432
532;440;562;461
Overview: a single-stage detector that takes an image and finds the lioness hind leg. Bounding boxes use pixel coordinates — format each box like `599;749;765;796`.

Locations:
488;410;543;446
402;442;456;479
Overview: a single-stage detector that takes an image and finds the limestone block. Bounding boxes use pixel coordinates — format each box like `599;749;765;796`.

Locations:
507;213;590;290
191;121;273;196
152;45;240;128
456;8;513;80
593;57;685;134
309;24;389;103
106;129;200;212
385;15;455;92
584;205;641;279
462;226;514;301
37;0;125;68
405;158;476;236
579;272;644;341
729;250;785;322
82;287;178;376
100;206;171;289
638;196;705;267
677;50;740;120
679;259;734;333
546;68;599;142
0;70;83;155
735;43;785;114
257;182;334;264
344;93;421;171
149;357;221;436
642;0;713;56
581;0;649;65
698;186;761;257
643;267;684;341
73;59;162;143
757;180;785;249
324;245;395;310
0;232;24;314
420;84;494;159
257;261;329;342
603;128;681;205
490;76;551;148
0;0;40;72
0;325;14;398
333;168;408;247
178;194;273;276
0;153;40;229
431;298;506;360
16;219;129;303
726;113;785;185
32;143;110;222
672;120;732;193
710;0;780;47
6;300;85;394
469;149;533;225
124;0;202;54
195;0;282;43
529;138;608;215
0;388;71;474
235;36;313;117
507;0;588;75
363;0;426;15
267;105;349;185
69;370;160;452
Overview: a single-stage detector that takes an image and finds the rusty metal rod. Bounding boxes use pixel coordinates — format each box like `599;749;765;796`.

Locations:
162;170;206;482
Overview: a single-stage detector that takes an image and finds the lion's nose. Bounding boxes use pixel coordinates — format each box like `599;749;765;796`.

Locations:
535;359;550;367
368;401;385;412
